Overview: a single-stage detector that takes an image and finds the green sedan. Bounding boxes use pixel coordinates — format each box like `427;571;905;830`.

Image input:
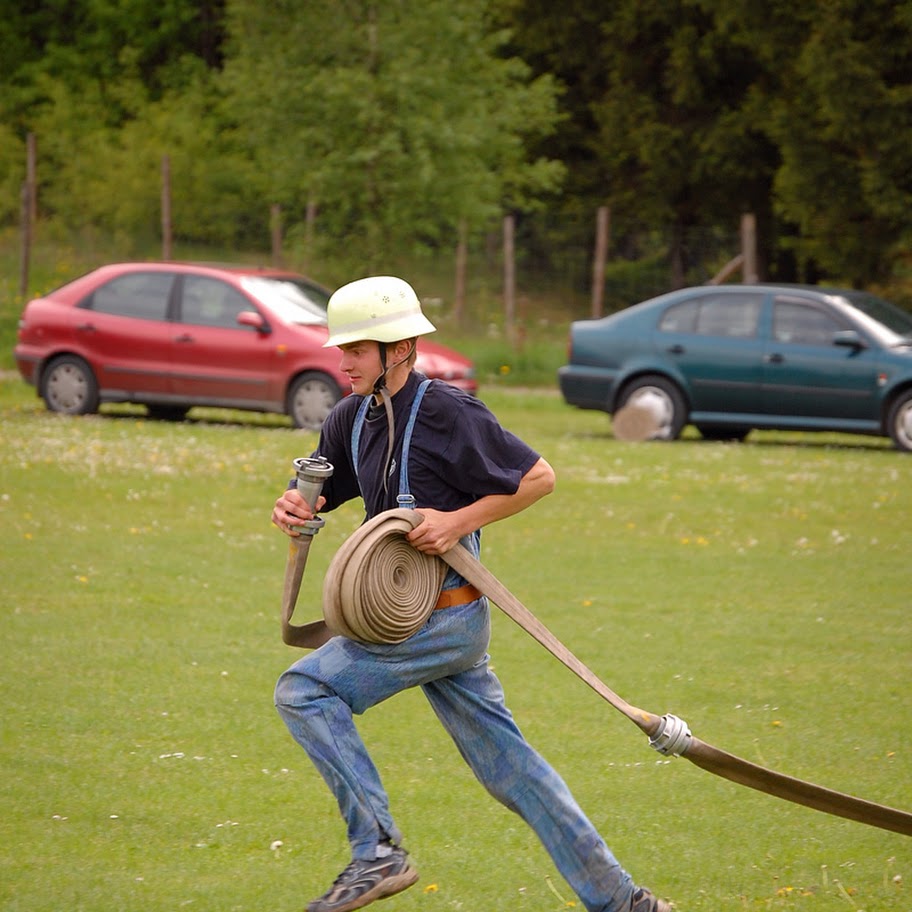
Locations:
558;284;912;451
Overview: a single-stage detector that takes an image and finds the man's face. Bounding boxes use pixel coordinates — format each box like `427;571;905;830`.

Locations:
338;340;383;396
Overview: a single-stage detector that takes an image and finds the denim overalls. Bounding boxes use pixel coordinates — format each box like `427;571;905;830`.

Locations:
274;381;636;912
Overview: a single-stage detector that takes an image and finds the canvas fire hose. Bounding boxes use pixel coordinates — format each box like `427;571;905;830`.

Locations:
280;460;912;838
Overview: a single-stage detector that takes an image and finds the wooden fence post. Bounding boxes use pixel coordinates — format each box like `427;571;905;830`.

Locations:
301;196;317;271
19;182;31;297
591;205;610;318
161;155;172;261
741;212;758;283
503;214;516;348
26;132;37;227
709;212;758;285
271;204;283;267
454;218;467;326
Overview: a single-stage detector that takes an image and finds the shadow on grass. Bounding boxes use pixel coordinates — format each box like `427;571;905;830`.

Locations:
571;426;898;454
95;404;302;430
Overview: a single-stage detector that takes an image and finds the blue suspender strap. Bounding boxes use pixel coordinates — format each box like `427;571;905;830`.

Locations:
397;378;480;591
350;395;372;498
397;378;432;509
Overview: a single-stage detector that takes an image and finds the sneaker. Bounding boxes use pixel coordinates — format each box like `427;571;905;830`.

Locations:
307;847;419;912
631;887;672;912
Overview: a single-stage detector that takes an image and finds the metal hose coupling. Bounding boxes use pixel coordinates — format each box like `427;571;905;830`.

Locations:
648;713;693;756
293;456;334;535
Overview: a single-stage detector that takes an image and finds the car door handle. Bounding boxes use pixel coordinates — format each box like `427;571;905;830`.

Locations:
174;333;195;343
666;344;685;354
764;352;784;364
75;322;97;332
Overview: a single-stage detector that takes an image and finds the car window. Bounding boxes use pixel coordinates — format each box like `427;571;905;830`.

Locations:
658;300;698;333
843;291;912;336
283;278;331;311
695;294;762;337
241;276;328;324
773;300;842;345
659;293;761;338
836;291;912;346
180;276;256;329
84;272;173;321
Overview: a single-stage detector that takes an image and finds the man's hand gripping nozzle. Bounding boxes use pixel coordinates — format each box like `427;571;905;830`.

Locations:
281;456;334;649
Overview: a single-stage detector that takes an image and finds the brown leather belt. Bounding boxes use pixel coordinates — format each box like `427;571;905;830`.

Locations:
434;583;482;610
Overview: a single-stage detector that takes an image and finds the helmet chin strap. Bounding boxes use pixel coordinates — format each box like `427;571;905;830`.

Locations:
371;341;389;397
371;340;417;494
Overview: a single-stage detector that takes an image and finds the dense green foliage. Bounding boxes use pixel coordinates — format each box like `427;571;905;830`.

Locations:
220;0;563;271
3;1;912;288
504;0;912;286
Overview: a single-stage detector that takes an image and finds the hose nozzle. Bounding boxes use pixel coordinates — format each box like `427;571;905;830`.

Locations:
292;456;334;536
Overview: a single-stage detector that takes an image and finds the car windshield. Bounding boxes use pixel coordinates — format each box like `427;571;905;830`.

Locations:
837;291;912;345
240;276;329;325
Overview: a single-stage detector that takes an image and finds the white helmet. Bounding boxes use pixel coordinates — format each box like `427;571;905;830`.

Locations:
323;276;437;348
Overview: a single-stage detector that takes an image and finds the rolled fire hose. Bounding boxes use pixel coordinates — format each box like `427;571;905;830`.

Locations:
281;504;912;838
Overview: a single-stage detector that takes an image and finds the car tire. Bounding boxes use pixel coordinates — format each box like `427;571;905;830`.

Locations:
40;355;100;416
286;371;342;430
886;389;912;451
615;374;687;441
696;424;751;442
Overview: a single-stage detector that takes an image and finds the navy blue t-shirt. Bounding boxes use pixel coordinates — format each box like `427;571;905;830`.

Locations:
312;371;540;520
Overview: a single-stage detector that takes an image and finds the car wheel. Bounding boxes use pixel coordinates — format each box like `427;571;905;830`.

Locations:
886;389;912;451
615;375;687;441
146;405;190;421
287;371;342;430
696;424;751;442
40;355;100;416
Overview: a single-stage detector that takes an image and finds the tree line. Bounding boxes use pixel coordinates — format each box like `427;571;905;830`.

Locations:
3;0;912;296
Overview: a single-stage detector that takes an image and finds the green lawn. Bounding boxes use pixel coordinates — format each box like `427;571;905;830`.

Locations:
1;376;909;911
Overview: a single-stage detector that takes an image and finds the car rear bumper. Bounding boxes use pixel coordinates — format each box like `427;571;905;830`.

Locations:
558;365;615;411
13;350;39;386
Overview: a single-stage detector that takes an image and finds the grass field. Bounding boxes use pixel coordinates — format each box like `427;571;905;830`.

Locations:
1;375;909;912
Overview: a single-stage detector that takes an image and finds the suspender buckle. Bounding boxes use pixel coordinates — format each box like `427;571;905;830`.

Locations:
396;493;416;509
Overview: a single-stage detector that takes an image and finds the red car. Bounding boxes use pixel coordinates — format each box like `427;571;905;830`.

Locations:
14;262;477;429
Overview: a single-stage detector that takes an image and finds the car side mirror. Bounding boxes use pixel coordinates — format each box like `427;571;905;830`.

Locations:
238;310;270;333
833;329;866;350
